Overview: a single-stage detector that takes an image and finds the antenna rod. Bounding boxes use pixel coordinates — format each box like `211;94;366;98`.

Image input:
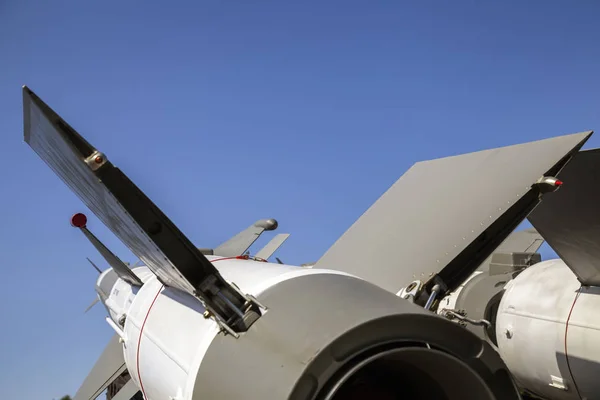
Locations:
86;257;103;274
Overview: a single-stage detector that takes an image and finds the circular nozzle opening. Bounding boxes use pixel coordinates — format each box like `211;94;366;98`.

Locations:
322;346;494;400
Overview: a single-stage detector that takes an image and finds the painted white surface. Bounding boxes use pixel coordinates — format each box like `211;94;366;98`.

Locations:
496;259;600;400
562;283;600;400
98;255;600;400
98;257;353;400
436;271;483;314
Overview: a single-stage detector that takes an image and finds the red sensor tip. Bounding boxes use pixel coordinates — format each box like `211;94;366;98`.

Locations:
71;213;87;228
555;180;563;187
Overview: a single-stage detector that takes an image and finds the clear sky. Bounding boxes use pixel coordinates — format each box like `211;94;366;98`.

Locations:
1;1;599;399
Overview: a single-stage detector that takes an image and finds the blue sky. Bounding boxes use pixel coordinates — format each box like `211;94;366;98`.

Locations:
1;1;599;399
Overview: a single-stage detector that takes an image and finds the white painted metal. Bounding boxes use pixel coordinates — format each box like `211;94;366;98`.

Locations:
495;259;600;400
98;257;353;400
101;256;600;400
436;271;483;314
562;283;600;400
98;266;155;325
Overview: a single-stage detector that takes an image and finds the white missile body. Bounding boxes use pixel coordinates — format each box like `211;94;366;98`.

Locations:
435;271;484;313
99;257;351;400
495;259;600;400
435;258;600;400
97;254;522;400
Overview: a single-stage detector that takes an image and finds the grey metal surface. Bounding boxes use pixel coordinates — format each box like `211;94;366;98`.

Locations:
23;86;201;294
254;233;290;260
320;347;496;400
110;379;140;400
214;219;279;257
193;273;520;400
314;132;592;296
476;228;545;272
23;87;253;327
448;231;545;343
454;272;515;342
528;148;600;286
74;334;126;400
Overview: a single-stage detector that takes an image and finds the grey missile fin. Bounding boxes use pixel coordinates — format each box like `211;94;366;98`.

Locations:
528;148;600;286
23;86;261;333
255;233;290;260
314;131;592;298
73;334;126;400
214;219;278;257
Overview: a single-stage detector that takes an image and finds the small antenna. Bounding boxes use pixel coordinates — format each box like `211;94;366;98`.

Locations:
84;297;100;313
86;258;103;274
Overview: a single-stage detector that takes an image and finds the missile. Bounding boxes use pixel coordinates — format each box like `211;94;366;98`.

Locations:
433;148;600;400
23;85;594;400
71;214;517;400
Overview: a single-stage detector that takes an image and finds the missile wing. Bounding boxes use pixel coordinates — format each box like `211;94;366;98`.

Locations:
213;219;279;257
23;86;262;335
528;148;600;286
254;233;290;260
314;131;591;302
197;219;281;257
73;335;126;400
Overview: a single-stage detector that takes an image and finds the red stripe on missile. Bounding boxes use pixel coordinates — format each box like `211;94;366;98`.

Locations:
136;284;164;400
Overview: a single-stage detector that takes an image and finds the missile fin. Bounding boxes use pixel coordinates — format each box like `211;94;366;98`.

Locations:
528;148;600;286
214;218;279;257
255;233;290;260
73;335;126;400
23;86;261;333
314;131;592;298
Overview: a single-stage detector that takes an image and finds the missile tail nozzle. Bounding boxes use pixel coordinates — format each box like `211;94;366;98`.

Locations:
192;273;520;400
322;346;498;400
